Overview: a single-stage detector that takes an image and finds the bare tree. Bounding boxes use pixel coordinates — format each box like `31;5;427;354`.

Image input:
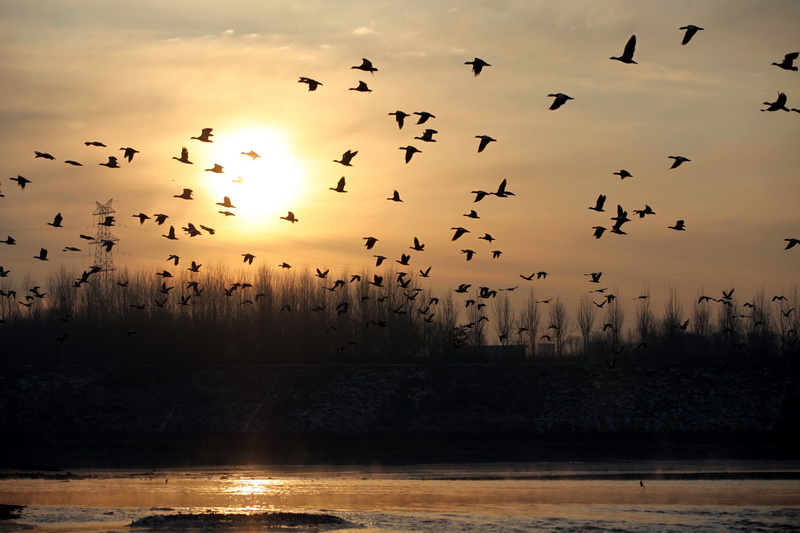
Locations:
547;297;570;358
603;297;626;352
634;290;654;350
662;285;684;338
576;294;596;356
493;292;512;345
517;289;540;357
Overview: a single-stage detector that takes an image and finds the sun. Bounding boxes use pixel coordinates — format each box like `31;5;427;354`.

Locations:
202;127;307;229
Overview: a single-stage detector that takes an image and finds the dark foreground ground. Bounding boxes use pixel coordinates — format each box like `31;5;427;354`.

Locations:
1;360;798;468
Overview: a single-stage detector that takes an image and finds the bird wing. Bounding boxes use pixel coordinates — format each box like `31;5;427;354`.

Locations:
623;35;636;59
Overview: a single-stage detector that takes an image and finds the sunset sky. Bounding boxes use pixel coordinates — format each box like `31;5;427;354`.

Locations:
1;0;798;316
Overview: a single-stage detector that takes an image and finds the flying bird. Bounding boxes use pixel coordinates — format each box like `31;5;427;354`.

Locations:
586;272;603;283
298;77;323;91
388;111;409;129
216;196;235;208
154;213;169;225
548;93;573;110
614;169;633;179
205;164;224;173
351;58;377;74
174;188;193;200
242;253;255;265
191;128;214;142
280;211;298;223
668;220;686;231
475;135;496;153
451;227;470;241
334;150;358;166
772;52;799;71
463;209;480;219
241;150;260;160
785;238;800;250
410;237;425;251
610;35;637;64
414;129;438;142
465;57;490;76
668;155;691;169
330;177;347;193
413;111;436;124
461;249;476;261
119;147;139;162
47;213;63;227
10;176;31;189
349;81;372;92
64;160;82;166
363;236;378;249
493;178;514;197
761;92;790;112
589;194;606;212
99;156;120;168
633;205;656;218
172;147;192;164
33;248;48;261
679;25;704;45
387;190;403;202
399;145;421;163
162;226;178;240
85;141;106;147
34;151;56;160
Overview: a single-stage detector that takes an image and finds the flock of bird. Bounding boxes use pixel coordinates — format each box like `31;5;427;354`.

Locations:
1;25;798;349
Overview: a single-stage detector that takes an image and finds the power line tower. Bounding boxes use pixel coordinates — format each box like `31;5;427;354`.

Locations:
89;199;119;277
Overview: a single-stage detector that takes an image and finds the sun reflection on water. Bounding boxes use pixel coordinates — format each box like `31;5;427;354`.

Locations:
224;477;288;496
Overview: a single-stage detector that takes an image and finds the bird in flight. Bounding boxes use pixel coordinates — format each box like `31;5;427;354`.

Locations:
388;110;409;129
679;25;704;45
298;77;323;91
465;57;490;76
493;178;514;197
588;194;606;212
240;150;260;160
761;92;790;112
586;272;603;283
85;141;106;147
387;190;403;202
191;128;214;142
281;211;298;223
363;237;378;249
352;58;377;74
461;249;476;261
548;93;573;110
414;129;438;142
153;213;168;225
410;237;425;251
34;151;56;160
330;177;347;193
772;52;799;71
47;213;63;227
614;169;633;179
64;160;82;166
99;156;120;168
10;176;31;189
463;209;480;219
205;164;224;173
413;111;436;124
162;226;178;240
451;227;470;241
242;253;255;265
349;81;372;93
334;150;358;166
668;155;691;169
632;205;656;218
172;147;192;164
668;220;686;231
475;135;496;153
34;248;48;261
610;35;637;64
174;188;193;200
399;145;421;163
785;238;800;250
216;196;235;208
120;147;139;162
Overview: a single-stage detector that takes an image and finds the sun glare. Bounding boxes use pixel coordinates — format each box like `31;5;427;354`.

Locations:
203;127;306;229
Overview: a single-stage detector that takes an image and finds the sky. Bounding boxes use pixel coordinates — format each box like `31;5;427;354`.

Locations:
0;0;798;318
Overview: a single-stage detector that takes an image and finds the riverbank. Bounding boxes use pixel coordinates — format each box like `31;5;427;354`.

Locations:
1;361;798;467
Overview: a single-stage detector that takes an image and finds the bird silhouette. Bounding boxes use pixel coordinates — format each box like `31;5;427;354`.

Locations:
85;141;106;147
410;237;425;251
316;268;329;278
334;150;358;166
388;110;409;129
387;190;403;202
241;150;260;160
162;226;178;240
614;169;633;179
352;58;377;74
589;194;606;212
548;93;573;110
785;238;799;250
281;211;298;223
33;248;48;261
172;147;192;164
461;249;476;261
188;261;201;272
668;155;691;168
451;227;470;241
396;253;411;265
154;213;169;225
374;255;387;267
64;160;82;166
679;25;704;45
586;272;602;283
668;220;686;231
363;236;378;249
174;188;193;200
463;209;480;219
167;254;180;265
610;35;637;64
772;52;799;71
414;129;438;142
349;81;372;92
119;147;139;162
413;111;436;124
419;266;432;277
34;151;56;160
191;128;214;142
132;213;150;224
478;233;495;243
298;77;323;91
216;196;236;208
47;213;63;227
493;178;514;197
761;92;790;112
399;145;421;163
10;176;31;189
205;164;224;173
465;57;490;76
99;156;120;168
475;135;496;153
242;253;255;264
330;177;347;193
632;205;656;218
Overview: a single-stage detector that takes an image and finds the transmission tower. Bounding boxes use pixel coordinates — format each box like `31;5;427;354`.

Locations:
90;199;119;275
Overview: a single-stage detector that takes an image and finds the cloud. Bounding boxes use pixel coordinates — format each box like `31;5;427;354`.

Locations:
352;26;375;36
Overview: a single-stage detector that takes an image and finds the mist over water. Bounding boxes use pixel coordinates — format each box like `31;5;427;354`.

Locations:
2;461;798;532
